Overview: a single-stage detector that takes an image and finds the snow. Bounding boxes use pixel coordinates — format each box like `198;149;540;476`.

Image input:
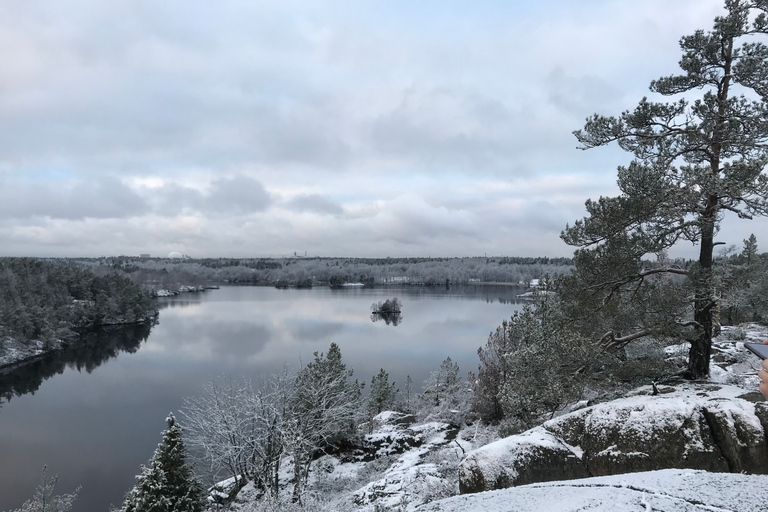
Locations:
0;337;64;368
415;469;768;512
352;421;460;509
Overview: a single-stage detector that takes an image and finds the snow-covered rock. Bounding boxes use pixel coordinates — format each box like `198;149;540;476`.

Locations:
459;429;588;493
460;384;768;493
353;420;460;508
419;469;768;512
361;412;450;461
0;338;65;368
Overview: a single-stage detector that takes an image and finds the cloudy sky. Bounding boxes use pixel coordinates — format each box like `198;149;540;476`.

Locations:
1;0;764;258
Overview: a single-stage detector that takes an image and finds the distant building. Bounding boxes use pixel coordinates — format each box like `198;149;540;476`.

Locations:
140;253;150;258
168;251;184;259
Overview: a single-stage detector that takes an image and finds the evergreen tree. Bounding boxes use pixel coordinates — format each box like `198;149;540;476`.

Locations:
119;414;205;512
718;234;768;324
286;343;363;503
419;357;473;425
368;368;398;415
564;0;768;378
743;233;758;265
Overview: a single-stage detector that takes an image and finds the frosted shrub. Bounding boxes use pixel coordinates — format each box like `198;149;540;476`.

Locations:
8;467;79;512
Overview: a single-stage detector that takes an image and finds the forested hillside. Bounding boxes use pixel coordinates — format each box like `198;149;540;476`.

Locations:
75;255;575;290
0;258;156;346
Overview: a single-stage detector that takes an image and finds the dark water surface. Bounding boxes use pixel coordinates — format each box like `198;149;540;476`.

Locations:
0;285;525;511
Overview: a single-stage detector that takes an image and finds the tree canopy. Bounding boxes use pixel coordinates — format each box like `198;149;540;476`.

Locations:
563;0;768;378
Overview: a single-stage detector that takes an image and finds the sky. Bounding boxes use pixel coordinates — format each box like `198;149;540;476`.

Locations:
1;0;765;258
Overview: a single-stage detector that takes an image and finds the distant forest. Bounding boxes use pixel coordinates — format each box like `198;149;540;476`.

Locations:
0;258;157;345
75;255;577;291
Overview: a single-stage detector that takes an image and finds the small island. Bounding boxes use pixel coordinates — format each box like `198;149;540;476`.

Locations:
370;298;402;326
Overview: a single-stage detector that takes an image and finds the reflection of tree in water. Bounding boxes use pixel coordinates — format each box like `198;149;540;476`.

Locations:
370;311;402;326
0;323;152;403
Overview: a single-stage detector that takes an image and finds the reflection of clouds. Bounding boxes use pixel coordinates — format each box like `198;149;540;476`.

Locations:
149;315;272;361
288;319;345;342
214;323;272;358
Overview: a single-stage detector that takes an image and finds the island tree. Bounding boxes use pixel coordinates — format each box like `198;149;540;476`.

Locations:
564;0;768;378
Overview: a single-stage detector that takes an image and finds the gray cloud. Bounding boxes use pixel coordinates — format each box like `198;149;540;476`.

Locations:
286;194;343;215
0;176;147;220
206;175;272;214
0;0;753;259
150;183;205;216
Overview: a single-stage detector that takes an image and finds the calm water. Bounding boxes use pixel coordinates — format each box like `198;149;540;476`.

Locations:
0;285;525;511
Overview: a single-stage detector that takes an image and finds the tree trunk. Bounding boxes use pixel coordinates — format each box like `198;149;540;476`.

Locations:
291;452;303;504
688;206;716;379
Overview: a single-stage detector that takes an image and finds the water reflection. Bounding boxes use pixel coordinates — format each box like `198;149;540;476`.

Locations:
0;285;526;512
371;311;403;326
0;323;152;403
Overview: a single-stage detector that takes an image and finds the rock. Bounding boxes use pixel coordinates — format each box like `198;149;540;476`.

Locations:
360;415;457;461
352;421;461;509
459;384;768;493
418;469;768;512
374;410;416;427
458;429;588;493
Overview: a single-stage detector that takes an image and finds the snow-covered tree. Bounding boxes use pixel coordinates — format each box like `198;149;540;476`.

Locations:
8;467;79;512
717;234;768;324
470;320;518;422
418;357;472;425
494;302;592;429
182;374;288;497
119;414;205;512
401;375;414;413
367;368;398;416
285;343;363;503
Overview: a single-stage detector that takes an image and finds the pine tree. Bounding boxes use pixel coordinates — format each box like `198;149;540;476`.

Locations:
368;368;398;415
743;233;758;265
286;343;363;503
120;414;205;512
564;0;768;378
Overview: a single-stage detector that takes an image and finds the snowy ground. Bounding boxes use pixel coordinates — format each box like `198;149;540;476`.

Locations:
666;323;768;388
414;469;768;512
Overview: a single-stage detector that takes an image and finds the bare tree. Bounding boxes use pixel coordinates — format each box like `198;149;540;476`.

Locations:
181;372;290;498
9;467;79;512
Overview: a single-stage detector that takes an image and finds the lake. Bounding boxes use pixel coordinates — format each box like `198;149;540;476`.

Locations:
0;284;526;511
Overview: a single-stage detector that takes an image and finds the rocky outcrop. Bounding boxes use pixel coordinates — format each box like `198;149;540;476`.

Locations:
459;384;768;493
459;429;588;493
357;411;457;461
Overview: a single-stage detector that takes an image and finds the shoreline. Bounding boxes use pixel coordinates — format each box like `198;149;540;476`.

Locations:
0;318;156;373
